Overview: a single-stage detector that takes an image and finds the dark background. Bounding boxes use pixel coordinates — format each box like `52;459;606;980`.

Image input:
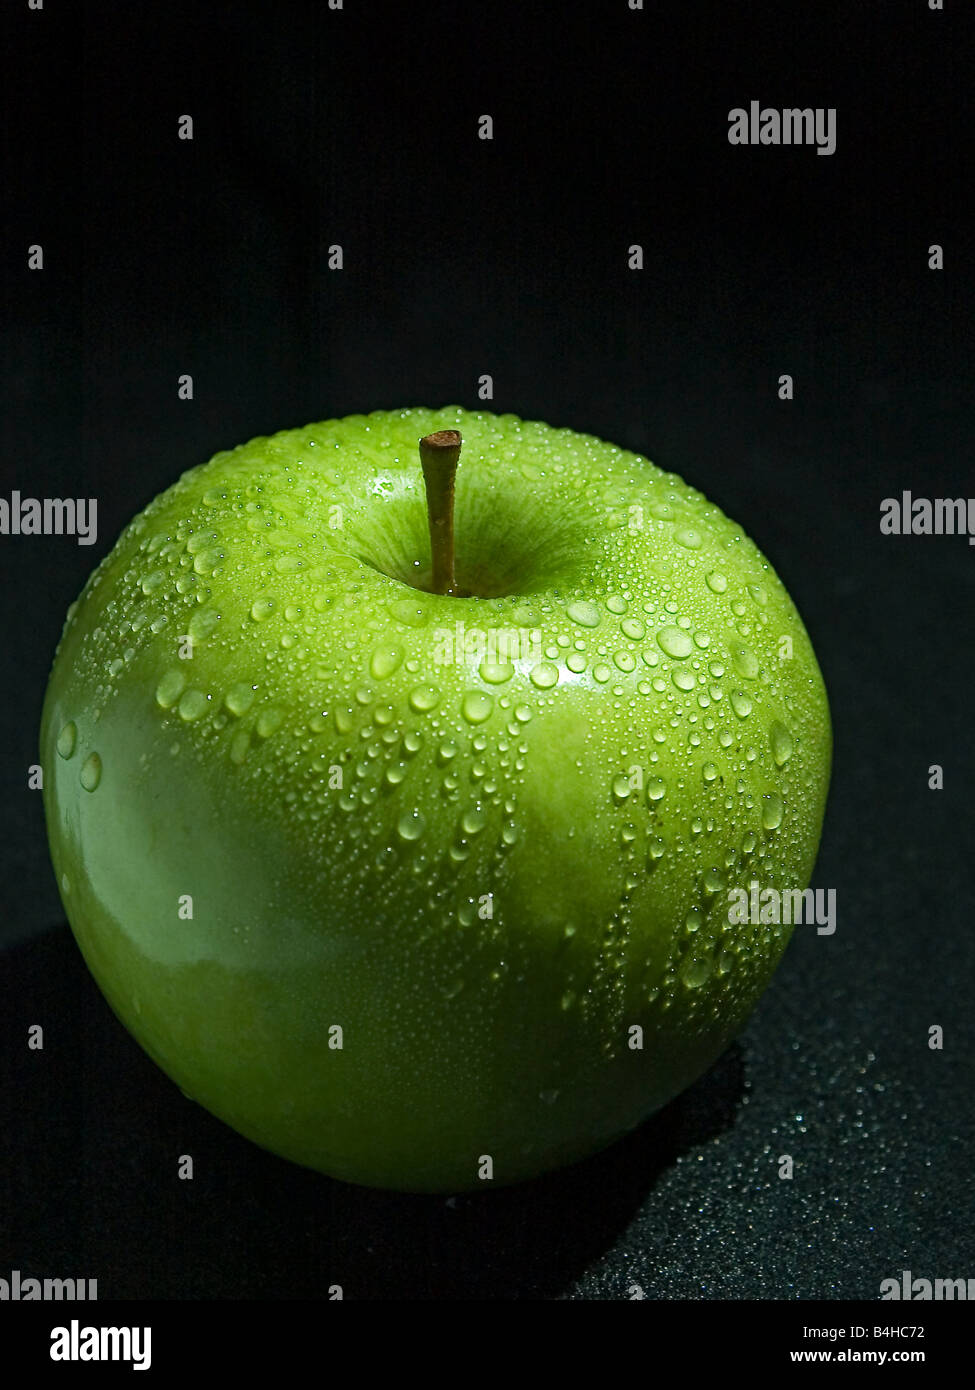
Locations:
1;0;972;1300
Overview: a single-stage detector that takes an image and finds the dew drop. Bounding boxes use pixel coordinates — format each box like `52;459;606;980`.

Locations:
156;669;187;709
761;792;784;829
731;644;759;679
529;662;558;689
730;691;753;719
567;600;601;628
370;645;403;679
56;722;77;759
251;598;275;622
681;954;713;989
256;707;284;738
706;571;728;593
461;691;493;724
397;809;426;841
770;720;794;766
225;683;256;717
480;660;514;684
80;751;102;791
657;627;694;659
178;689;208;722
409;685;441;713
461;807;487;835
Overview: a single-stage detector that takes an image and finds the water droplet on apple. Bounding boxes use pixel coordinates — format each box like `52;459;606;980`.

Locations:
461;691;493;724
178;689;208;721
80;752;102;791
250;598;275;622
56;722;77;759
529;662;558;689
409;685;440;713
702;867;725;894
657;627;694;659
681;953;713;988
188;606;220;643
224;683;256;716
156;669;187;709
479;660;514;684
770;720;794;766
621;617;645;640
611;774;630;803
730;691;753;719
706;571;728;593
647;776;666;801
370;645;403;679
256;708;284;738
647;835;666;867
391;598;426;627
461;807;487;835
397;809;426;841
761;792;784;829
731;643;759;679
566;600;600;628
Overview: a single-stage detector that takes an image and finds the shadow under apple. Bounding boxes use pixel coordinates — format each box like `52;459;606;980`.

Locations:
0;925;745;1300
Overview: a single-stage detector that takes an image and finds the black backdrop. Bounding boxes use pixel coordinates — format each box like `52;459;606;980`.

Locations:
1;0;972;1302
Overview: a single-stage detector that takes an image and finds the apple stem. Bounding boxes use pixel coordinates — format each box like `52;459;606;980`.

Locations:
419;429;462;595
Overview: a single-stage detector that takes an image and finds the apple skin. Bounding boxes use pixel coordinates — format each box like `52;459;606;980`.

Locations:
40;407;831;1192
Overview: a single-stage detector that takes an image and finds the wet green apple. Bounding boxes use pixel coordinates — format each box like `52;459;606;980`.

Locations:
40;407;831;1191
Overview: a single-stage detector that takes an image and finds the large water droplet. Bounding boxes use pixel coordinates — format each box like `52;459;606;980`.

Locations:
730;691;753;719
647;776;666;801
529;662;558;689
409;685;440;713
461;691;493;724
480;660;514;684
567;600;601;628
731;644;759;679
681;953;713;988
225;683;256;717
178;689;208;722
256;708;284;738
761;792;784;829
370;645;403;679
80;752;102;791
397;809;426;841
657;627;694;659
770;720;794;766
156;669;187;709
56;721;77;759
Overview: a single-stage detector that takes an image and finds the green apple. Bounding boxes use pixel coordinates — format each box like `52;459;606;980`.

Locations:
40;407;831;1192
